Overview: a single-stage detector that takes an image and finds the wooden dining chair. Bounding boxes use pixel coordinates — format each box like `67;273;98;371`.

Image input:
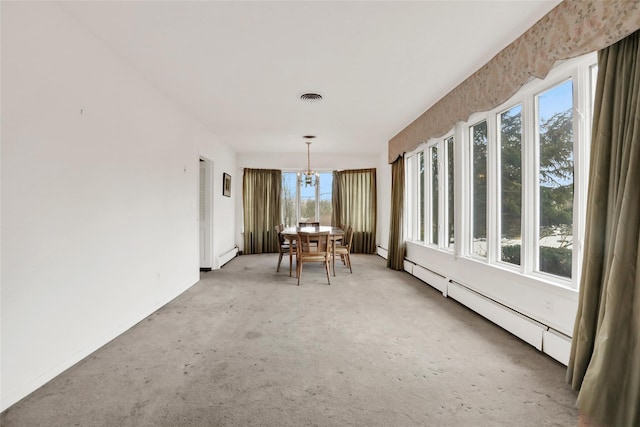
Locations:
333;226;353;274
298;221;320;248
296;231;331;285
275;224;295;276
333;223;348;244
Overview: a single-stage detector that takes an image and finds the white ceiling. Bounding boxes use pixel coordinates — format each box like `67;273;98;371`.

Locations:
59;1;560;155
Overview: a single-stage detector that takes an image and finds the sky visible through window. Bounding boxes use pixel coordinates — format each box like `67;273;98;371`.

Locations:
318;172;332;200
538;80;573;188
538;80;572;121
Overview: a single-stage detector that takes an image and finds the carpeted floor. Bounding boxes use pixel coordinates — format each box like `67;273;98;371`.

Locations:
1;254;578;426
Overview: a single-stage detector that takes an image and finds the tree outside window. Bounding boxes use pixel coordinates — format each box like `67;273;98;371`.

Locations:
537;80;574;278
500;105;522;266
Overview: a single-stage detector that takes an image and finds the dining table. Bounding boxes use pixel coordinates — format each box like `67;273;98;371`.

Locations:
280;225;345;277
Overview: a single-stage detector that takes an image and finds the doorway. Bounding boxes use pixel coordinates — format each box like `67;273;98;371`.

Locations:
199;158;214;270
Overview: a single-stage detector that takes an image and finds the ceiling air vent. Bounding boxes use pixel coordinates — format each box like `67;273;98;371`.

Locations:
300;93;323;102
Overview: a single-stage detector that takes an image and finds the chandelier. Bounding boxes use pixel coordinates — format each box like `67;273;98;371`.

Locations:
299;136;319;187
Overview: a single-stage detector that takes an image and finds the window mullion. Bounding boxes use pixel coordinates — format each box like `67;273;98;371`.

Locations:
416;153;421;242
296;174;301;224
440;140;449;249
487;115;499;264
522;95;537;275
572;64;593;287
428;144;438;246
315;177;320;222
424;148;431;245
403;156;411;241
454;122;466;257
438;141;445;248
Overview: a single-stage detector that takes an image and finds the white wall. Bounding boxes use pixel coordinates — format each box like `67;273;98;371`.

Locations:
236;152;381;251
196;131;237;268
1;2;236;410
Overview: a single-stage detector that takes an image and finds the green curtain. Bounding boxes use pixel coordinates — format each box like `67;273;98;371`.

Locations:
566;30;640;427
387;155;405;270
331;171;341;227
242;168;282;254
332;168;377;254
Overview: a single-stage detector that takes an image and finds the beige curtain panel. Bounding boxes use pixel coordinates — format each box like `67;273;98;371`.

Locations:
389;0;640;163
387;156;405;271
332;168;377;254
242;168;282;254
566;30;640;427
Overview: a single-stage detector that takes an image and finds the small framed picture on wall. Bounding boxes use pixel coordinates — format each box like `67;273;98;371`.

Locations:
223;173;231;197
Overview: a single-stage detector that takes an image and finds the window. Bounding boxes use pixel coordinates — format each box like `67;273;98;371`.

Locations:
418;151;425;242
318;172;333;225
405;155;416;241
299;179;317;223
405;153;425;243
536;80;574;278
282;172;298;227
405;52;596;287
281;171;333;226
499;104;522;266
471;121;488;257
446;136;455;249
429;145;439;245
406;135;454;250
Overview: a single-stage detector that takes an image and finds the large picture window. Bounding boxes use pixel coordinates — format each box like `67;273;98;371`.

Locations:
281;171;333;227
405;52;596;287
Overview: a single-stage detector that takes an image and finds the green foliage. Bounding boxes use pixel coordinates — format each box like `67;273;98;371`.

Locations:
500;107;522;238
540;185;573;228
539;110;574;187
540;246;572;278
498;107;574;234
473;122;488;239
500;245;572;277
301;199;316;220
431;147;439;243
501;244;521;266
470;104;574;278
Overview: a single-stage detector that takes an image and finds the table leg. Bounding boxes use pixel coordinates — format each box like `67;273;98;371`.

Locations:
289;239;294;277
332;238;336;277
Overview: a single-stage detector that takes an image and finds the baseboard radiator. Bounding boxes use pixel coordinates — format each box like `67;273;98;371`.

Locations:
542;328;571;365
217;246;239;268
376;245;388;259
404;261;572;365
413;264;448;296
403;259;415;274
447;281;544;351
